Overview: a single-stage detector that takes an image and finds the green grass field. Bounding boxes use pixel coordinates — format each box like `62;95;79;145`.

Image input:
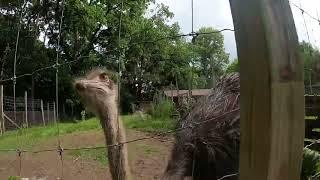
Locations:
0;114;175;168
0;114;174;154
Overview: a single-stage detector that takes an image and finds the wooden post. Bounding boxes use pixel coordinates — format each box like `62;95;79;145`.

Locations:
47;102;49;123
71;104;74;120
24;91;28;128
40;100;45;126
31;77;35;123
53;102;56;124
170;83;174;102
63;103;66;120
0;85;3;135
175;76;179;102
229;0;305;180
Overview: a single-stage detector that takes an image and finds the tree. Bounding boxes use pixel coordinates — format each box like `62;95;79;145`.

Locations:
225;59;239;74
0;1;231;115
192;27;229;88
300;41;320;86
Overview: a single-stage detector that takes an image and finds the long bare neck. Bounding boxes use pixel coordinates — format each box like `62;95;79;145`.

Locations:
98;99;131;180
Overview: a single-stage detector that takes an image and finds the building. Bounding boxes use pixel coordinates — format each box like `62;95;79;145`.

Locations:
163;89;212;104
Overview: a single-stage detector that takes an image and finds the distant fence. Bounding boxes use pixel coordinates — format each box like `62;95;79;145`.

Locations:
0;87;55;133
305;86;320;95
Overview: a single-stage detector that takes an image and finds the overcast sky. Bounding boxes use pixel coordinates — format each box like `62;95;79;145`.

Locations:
155;0;320;61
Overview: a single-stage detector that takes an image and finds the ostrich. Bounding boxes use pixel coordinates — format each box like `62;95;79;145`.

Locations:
162;73;240;180
75;68;240;180
74;68;131;180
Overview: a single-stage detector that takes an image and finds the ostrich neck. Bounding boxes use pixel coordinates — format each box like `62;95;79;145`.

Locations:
98;99;131;180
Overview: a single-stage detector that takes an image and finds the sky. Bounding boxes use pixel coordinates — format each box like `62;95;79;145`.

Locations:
155;0;320;61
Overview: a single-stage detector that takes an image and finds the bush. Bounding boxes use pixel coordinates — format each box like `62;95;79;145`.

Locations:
147;91;177;121
301;148;320;180
150;99;175;121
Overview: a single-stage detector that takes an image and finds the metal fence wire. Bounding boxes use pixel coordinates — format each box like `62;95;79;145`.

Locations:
0;0;319;179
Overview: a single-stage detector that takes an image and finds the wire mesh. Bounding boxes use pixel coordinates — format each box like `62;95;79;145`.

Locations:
0;0;319;179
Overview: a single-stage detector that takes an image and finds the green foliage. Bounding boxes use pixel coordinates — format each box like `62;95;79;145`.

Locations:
8;176;20;180
301;148;320;180
300;41;320;87
192;27;230;88
150;100;175;120
225;59;239;74
0;0;231;116
149;92;176;121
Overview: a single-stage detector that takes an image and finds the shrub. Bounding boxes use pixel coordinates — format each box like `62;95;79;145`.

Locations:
150;99;175;120
147;91;177;121
301;148;320;180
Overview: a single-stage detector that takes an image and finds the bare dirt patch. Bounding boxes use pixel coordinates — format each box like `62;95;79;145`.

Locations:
0;129;174;180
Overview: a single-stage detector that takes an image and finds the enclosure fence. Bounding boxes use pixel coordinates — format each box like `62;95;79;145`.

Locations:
0;0;320;179
0;91;55;132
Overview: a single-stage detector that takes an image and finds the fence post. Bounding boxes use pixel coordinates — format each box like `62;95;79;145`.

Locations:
41;100;45;126
229;0;305;179
31;76;35;123
170;83;174;102
0;85;3;135
47;102;49;123
24;91;28;128
53;102;56;124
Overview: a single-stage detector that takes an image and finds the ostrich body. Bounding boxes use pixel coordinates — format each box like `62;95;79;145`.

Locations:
75;68;131;180
162;73;240;180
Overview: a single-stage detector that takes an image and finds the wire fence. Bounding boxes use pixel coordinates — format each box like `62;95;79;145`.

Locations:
1;95;55;131
0;0;320;179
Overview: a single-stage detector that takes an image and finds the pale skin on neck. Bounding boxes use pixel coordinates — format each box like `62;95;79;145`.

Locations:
75;69;131;180
99;97;131;180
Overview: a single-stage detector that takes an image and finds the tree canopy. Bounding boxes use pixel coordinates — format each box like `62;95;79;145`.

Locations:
0;0;232;116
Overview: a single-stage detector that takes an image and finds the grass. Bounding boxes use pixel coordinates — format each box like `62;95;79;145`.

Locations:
136;144;159;155
8;176;19;180
0;114;174;169
123;114;175;133
0;114;174;158
0;119;101;150
68;148;108;166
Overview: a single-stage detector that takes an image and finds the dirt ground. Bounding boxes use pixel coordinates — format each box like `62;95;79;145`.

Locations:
0;129;174;180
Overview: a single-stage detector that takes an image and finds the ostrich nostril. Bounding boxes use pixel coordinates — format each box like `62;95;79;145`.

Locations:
75;83;85;91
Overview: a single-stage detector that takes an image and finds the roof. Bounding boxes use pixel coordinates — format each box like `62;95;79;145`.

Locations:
163;89;212;97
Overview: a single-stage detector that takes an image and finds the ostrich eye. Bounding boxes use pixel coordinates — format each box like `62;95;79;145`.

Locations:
99;73;107;81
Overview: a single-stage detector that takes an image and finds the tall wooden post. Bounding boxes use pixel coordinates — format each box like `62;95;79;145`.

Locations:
0;85;3;135
229;0;305;180
47;102;49;123
53;102;56;124
170;83;174;102
31;76;35;122
24;91;28;128
40;100;45;126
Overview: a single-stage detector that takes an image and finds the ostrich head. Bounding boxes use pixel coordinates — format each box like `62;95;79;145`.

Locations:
74;68;118;114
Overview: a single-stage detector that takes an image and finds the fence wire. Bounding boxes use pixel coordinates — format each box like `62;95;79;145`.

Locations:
0;29;234;84
0;108;239;153
0;0;320;179
290;1;320;24
54;0;66;178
